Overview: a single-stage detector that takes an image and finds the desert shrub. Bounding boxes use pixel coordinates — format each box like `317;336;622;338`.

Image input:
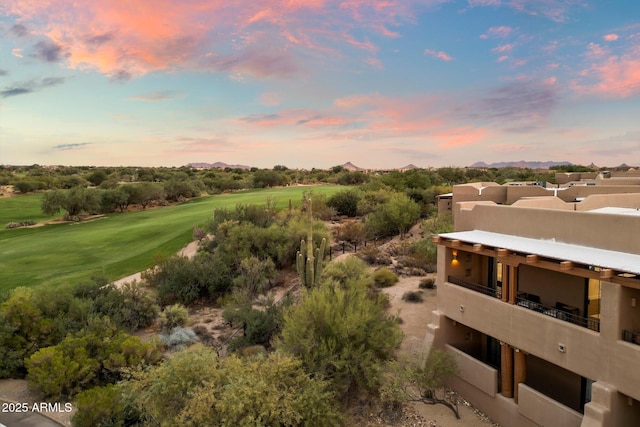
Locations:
93;282;159;331
5;220;36;229
402;291;424;303
160;327;198;350
320;256;374;290
160;304;189;331
356;246;392;266
373;268;399;288
26;317;161;400
277;273;402;400
0;287;62;378
126;346;342;426
334;221;366;243
223;299;285;351
364;193;420;239
144;253;233;305
419;277;435;289
73;384;140;427
327;189;362;217
232;257;276;300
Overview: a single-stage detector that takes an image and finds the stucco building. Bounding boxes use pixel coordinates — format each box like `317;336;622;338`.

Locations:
428;191;640;426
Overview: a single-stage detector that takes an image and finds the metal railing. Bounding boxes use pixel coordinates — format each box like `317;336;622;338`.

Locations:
622;329;640;346
447;276;501;299
445;275;600;332
515;296;600;332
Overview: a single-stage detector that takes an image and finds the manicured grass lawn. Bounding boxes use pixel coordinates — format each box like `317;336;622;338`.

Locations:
0;186;344;292
0;194;51;225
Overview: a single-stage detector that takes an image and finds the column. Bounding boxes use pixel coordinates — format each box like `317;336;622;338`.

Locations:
501;342;514;398
508;266;518;305
514;349;527;403
501;263;509;302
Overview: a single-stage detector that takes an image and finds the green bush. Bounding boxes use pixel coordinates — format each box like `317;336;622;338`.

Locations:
73;384;140;427
25;317;162;400
373;268;399;288
160;304;189;331
327;189;362;217
126;346;342;426
402;291;424;303
277;270;402;400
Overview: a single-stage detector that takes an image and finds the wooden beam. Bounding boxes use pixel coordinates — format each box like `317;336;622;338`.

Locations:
600;269;614;279
451;239;461;247
525;254;539;264
432;236;441;244
473;243;483;252
497;248;509;257
560;261;574;271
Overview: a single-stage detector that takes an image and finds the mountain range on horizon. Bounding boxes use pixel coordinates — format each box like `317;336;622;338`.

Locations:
470;160;573;169
185;162;251;170
184;160;635;171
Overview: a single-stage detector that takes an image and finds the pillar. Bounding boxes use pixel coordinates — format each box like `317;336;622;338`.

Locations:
514;349;527;403
501;342;514;398
508;266;518;305
501;263;509;302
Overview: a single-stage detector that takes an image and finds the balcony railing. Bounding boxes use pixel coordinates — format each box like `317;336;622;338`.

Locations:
446;276;601;332
516;296;600;332
622;329;640;346
448;276;501;299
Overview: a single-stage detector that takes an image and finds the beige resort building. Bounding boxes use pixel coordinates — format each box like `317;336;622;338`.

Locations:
428;188;640;426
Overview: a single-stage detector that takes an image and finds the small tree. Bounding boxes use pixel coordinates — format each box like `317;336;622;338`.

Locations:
277;266;402;400
380;350;460;418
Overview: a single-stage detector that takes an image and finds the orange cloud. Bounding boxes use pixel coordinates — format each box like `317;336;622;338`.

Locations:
603;33;619;42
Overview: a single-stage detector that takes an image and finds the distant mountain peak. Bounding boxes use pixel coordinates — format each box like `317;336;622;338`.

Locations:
341;161;364;171
470;160;572;169
400;164;418;170
186;161;251;170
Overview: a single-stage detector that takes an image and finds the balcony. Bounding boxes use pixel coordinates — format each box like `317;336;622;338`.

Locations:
447;276;501;299
516;296;600;332
446;276;600;332
622;329;640;346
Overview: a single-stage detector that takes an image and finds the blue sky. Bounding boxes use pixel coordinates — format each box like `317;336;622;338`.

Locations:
1;0;639;169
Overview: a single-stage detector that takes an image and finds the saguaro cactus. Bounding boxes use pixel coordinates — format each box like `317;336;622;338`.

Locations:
296;198;326;287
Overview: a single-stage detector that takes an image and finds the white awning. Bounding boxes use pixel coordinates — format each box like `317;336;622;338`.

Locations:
438;230;640;276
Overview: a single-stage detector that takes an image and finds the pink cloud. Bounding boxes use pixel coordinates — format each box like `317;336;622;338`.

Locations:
4;0;418;79
435;127;490;148
603;33;619;42
424;49;454;61
259;92;282;106
468;0;501;6
481;25;514;39
573;53;640;98
492;43;513;53
497;55;509;62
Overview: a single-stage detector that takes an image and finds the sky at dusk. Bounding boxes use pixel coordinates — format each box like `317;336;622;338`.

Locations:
1;0;639;169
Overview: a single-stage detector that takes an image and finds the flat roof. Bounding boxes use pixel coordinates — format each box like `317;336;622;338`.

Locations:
438;230;640;276
588;207;640;216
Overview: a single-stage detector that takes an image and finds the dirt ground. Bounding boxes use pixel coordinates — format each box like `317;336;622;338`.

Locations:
377;275;498;427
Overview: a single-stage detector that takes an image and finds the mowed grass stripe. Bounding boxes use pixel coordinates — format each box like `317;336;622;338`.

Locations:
0;186;344;291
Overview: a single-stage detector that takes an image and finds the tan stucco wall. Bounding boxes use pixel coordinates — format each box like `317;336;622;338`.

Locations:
454;203;640;254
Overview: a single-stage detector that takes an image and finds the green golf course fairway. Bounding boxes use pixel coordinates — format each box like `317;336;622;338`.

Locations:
0;186;344;292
